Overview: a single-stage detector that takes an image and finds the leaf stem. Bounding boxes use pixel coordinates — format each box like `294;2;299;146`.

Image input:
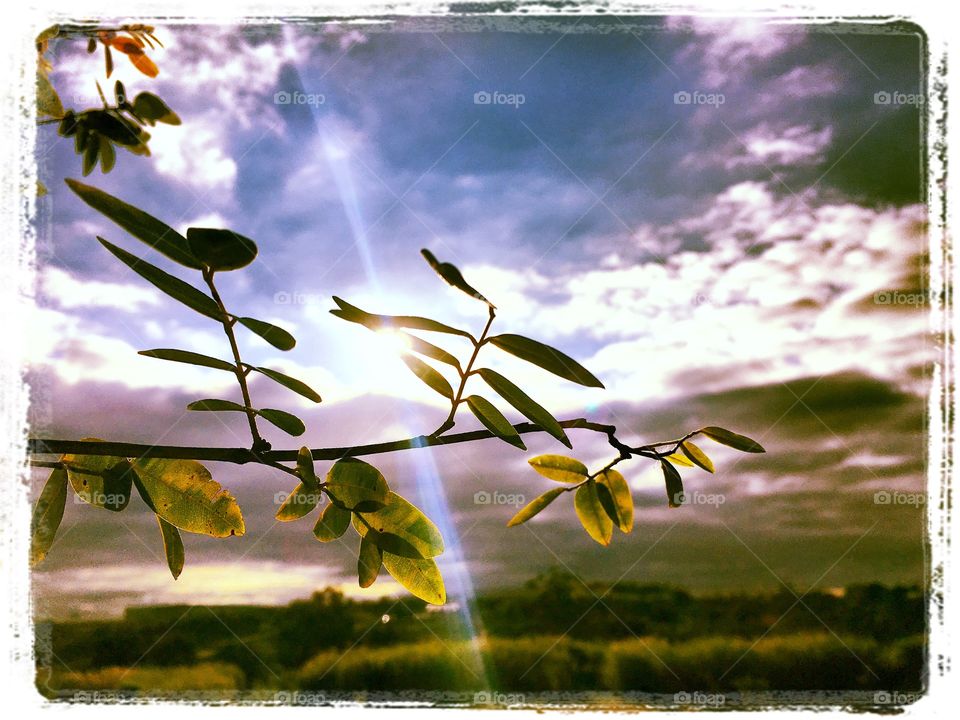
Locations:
202;268;267;452
431;305;496;436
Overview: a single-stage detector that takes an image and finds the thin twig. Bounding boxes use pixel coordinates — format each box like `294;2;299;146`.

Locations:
27;418;617;466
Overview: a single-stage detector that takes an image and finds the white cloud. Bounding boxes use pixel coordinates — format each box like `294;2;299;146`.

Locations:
726;123;833;168
40;266;162;311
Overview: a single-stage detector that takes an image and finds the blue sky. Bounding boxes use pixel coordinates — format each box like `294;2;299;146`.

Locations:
30;16;930;618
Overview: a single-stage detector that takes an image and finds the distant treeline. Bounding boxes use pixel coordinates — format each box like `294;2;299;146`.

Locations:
38;571;925;689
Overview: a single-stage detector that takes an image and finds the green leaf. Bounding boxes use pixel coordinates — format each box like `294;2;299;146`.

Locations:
62;440;132;512
574;480;613;546
313;502;351;542
85;110;143;146
661;460;684;508
98;138;116;173
97;238;221;320
66;179;201;268
186;228;257;271
358;534;383;588
131;91;181;125
139;348;236;373
131;458;245;537
476;368;570;448
400;354;453;399
297;446;318;488
326;458;389;511
187;399;247;412
466;395;526;450
506;487;566;527
352;491;444;559
420;248;493;306
381;553;446;605
405;334;461;370
664;452;694;467
82;133;99;176
596;469;633;533
276;482;320;521
364;530;423;559
331;296;473;339
528;454;589;483
30;467;68;565
699;426;766;453
488;334;604;388
681;440;715;473
157;515;184;580
237;317;296;351
250;366;322;403
37;71;64;118
257;408;306;436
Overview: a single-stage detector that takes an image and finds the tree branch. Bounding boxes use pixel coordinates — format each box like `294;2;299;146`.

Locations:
27;418;619;466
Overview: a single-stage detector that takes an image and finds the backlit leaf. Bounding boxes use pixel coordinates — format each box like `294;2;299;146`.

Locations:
132;91;181;125
98;138;116;173
257;408;306;436
700;426;766;453
661;460;684;508
405;334;461;370
237;317;295;351
420;248;493;306
62;440;131;512
331;296;473;339
358;534;383;588
400;354;453;399
30;467;68;565
187;399;247;412
187;228;257;271
276;482;320;521
477;368;570;448
528;454;588;483
132;458;245;537
574;480;613;546
596;469;633;533
139;348;236;373
326;458;389;511
352;491;444;558
157;515;184;579
97;238;221;320
66;179;200;268
488;334;604;388
381;553;446;605
506;487;566;527
681;440;715;473
466;395;525;450
313;503;350;542
250;366;322;403
664;452;694;467
37;71;63;118
297;446;318;488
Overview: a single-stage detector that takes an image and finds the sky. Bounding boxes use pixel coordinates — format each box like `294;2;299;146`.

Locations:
29;15;931;620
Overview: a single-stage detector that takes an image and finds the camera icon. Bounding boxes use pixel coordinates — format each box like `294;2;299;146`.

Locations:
874;490;891;505
674;91;692;105
474;490;492;505
474;91;492;105
874;691;892;704
674;691;692;703
274;291;291;304
274;91;292;105
874;91;891;105
673;491;686;506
